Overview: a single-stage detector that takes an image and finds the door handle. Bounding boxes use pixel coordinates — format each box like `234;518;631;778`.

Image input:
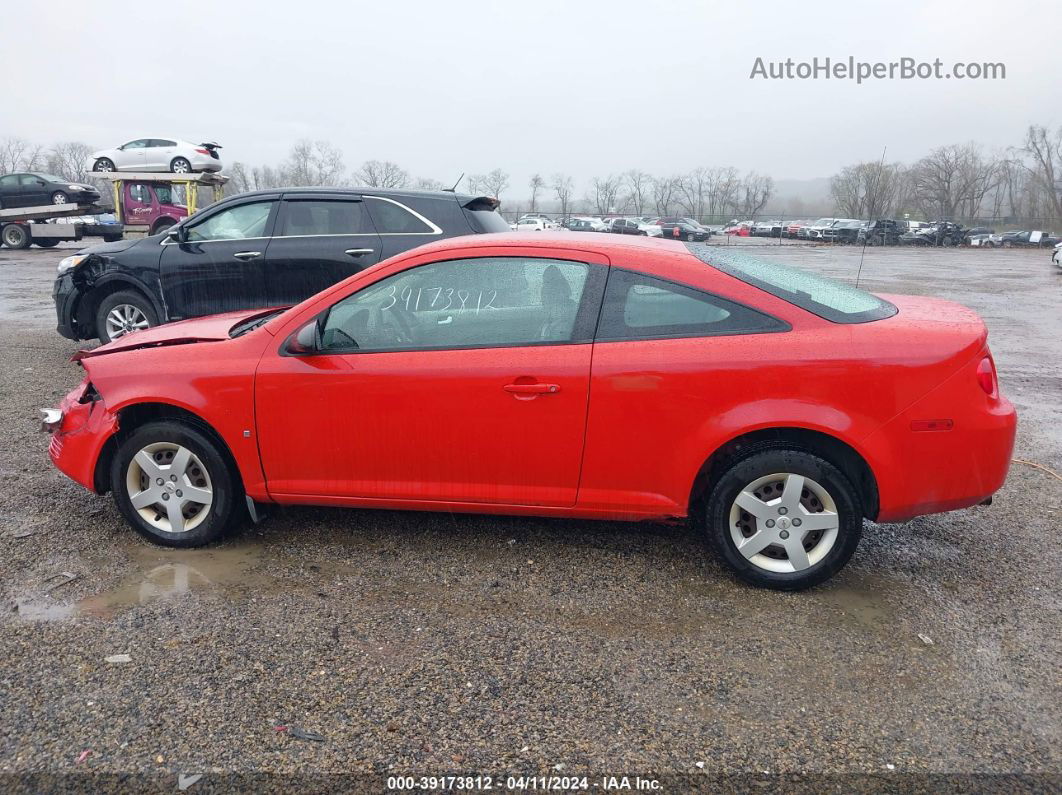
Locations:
345;248;374;257
504;383;560;395
233;251;262;260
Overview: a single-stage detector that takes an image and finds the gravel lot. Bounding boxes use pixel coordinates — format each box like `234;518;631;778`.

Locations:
0;239;1059;791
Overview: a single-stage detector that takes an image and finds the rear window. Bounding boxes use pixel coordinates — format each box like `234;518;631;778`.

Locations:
465;207;511;233
686;245;898;324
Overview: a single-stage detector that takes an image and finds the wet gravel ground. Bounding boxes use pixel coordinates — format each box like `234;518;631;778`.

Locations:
0;241;1059;791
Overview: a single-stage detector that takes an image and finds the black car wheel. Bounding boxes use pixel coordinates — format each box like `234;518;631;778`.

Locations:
151;218;176;236
93;158;115;172
1;223;30;249
170;157;192;174
96;290;159;343
705;449;863;590
36;239;60;248
110;421;242;548
51;191;69;205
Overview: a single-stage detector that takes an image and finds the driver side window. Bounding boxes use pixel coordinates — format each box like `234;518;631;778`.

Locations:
185;201;275;242
320;257;592;353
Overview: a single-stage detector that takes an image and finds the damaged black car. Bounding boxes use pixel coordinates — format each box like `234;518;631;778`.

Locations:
53;187;509;343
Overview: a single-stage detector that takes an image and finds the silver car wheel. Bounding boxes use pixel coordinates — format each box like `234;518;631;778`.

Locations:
171;159;191;174
105;304;150;340
729;472;840;573
125;442;213;534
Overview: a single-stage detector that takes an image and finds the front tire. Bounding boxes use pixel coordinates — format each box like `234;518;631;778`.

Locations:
110;421;241;547
51;191;69;205
705;449;862;590
96;289;158;343
170;157;192;174
1;223;30;249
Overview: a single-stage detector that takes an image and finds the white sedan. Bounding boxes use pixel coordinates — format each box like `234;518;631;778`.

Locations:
515;218;550;231
1053;242;1061;268
86;138;223;174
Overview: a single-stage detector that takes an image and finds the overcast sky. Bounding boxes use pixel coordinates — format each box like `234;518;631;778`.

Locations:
7;0;1059;197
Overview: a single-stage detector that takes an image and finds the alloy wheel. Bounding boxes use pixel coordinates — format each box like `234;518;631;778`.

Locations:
105;303;150;339
728;472;840;573
125;442;213;534
171;159;190;174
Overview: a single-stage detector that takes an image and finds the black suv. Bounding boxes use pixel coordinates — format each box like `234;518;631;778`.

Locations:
859;219;903;246
54;187;508;342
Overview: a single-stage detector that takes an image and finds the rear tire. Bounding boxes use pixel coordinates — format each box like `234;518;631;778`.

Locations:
110;421;241;548
170;157;192;174
93;158;115;172
36;239;60;248
705;449;862;590
95;289;158;343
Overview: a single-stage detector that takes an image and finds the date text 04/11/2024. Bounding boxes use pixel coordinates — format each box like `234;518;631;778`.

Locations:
385;775;662;791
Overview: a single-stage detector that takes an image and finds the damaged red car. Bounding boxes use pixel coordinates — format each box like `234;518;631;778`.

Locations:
43;234;1016;590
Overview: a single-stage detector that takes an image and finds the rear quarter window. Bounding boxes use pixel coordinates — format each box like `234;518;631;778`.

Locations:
596;269;788;341
686;245;897;323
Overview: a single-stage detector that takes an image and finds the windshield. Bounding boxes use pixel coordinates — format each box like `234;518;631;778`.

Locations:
686;245;897;324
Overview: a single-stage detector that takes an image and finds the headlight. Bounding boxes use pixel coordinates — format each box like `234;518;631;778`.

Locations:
57;255;88;274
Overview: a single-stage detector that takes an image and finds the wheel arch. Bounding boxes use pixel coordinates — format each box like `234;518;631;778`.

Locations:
687;426;880;521
150;216;178;235
77;276;164;338
93;401;242;494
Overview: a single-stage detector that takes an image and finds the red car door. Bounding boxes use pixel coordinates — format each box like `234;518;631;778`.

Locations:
255;252;607;508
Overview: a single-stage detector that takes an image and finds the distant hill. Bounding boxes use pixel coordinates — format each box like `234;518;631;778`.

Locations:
763;177;832;217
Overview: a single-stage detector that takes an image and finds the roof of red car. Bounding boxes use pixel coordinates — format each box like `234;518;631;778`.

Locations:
406;231;688;258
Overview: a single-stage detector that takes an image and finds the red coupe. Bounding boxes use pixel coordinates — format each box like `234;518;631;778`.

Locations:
44;234;1016;590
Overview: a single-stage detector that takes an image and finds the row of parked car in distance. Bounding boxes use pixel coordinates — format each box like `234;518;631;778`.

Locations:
725;217;1060;248
512;214;715;241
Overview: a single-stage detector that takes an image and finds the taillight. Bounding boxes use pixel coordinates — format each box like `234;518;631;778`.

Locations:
195;148;210;155
976;355;998;399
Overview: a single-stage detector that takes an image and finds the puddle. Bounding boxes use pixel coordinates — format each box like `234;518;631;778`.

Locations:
15;543;284;622
812;570;900;629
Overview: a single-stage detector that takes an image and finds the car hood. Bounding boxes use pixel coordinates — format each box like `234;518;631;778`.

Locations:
72;308;284;361
79;237;142;256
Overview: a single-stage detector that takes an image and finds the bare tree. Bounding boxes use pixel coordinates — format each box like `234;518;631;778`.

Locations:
411;176;445;190
909;143;998;220
589;174;624;215
652;176;678;216
226;161;253;194
0;137;45;173
706;167;741;219
623;170;651;216
551;173;574;219
282;139;346;187
479;168;510;200
355;159;409;188
45;142;94;182
736;172;774;217
1022;124;1062;223
829;161;907;219
528;173;545;212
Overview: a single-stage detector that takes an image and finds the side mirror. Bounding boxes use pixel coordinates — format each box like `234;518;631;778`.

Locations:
285;319;321;355
166;226;187;243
